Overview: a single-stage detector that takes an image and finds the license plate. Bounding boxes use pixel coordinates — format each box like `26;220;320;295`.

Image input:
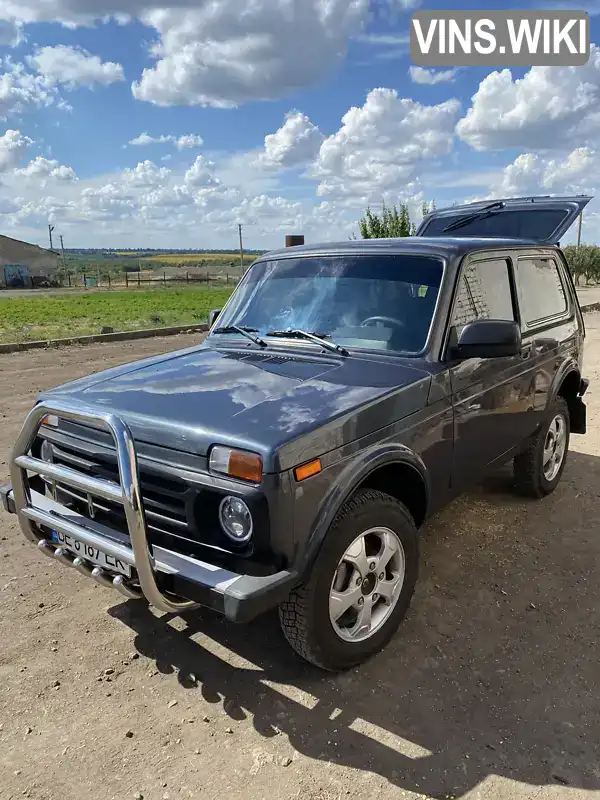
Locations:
50;530;132;578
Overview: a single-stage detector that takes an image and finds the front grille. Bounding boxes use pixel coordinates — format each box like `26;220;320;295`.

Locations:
31;428;276;576
50;440;189;539
34;433;234;560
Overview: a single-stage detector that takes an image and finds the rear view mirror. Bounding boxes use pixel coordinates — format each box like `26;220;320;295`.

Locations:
453;319;521;360
209;309;222;328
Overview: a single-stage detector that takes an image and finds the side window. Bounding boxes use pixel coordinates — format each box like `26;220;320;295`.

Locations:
451;258;515;333
515;257;568;326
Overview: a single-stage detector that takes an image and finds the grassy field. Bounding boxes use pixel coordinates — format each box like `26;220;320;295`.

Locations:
0;285;235;343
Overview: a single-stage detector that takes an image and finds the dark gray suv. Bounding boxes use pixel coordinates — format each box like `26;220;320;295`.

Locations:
1;195;590;671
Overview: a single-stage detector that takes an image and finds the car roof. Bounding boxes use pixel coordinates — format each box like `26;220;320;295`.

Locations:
258;236;552;262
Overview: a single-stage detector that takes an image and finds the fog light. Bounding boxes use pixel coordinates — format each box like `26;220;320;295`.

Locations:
219;496;253;543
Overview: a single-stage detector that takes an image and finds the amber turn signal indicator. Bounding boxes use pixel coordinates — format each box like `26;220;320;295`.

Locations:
294;458;322;482
209;445;263;483
228;451;263;483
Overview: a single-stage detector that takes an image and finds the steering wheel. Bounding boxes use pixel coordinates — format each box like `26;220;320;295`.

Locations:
360;316;405;330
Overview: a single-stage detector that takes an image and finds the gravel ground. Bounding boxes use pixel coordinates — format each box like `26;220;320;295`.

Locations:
1;324;599;800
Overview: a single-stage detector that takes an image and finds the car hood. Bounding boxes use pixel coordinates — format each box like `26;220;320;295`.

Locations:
38;342;431;472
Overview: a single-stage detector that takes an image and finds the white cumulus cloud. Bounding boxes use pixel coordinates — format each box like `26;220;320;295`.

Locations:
15;155;77;181
175;134;203;149
457;45;600;151
409;66;458;85
79;183;137;220
184;155;219;187
255;111;324;169
0;0;417;109
0;128;32;170
30;45;124;88
490;147;599;197
129;132;173;146
313;88;460;201
131;0;370;108
0;61;61;118
129;132;203;149
122;159;171;187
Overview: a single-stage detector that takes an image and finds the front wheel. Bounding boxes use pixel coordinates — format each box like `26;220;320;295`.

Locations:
279;489;419;671
514;397;570;498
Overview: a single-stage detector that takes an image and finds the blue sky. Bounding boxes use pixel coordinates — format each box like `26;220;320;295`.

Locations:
0;0;599;250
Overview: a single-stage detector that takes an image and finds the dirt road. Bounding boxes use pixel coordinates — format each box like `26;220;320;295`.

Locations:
1;325;599;800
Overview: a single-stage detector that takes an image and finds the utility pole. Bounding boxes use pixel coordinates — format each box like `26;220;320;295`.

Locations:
238;223;245;273
48;224;55;251
59;235;68;286
577;210;583;249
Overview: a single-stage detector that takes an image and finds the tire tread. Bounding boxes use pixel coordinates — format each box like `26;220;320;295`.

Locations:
514;397;570;498
279;489;416;670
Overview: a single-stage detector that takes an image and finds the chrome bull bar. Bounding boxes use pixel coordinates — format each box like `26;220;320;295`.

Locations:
10;398;198;613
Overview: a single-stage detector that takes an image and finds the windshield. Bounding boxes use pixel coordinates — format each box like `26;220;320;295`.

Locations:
212;254;444;354
421;208;570;239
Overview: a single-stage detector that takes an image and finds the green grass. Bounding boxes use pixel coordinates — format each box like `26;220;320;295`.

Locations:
0;286;235;343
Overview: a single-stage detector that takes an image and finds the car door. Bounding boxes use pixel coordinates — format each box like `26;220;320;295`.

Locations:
513;251;582;424
444;253;536;490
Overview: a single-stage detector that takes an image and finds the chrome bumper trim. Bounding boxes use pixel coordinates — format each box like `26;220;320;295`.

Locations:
22;504;136;566
9;399;198;613
14;454;123;504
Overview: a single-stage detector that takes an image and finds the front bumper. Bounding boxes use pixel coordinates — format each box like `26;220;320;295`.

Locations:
1;484;295;622
2;400;297;623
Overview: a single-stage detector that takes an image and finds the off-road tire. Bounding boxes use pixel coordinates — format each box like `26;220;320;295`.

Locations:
278;489;419;672
513;397;570;498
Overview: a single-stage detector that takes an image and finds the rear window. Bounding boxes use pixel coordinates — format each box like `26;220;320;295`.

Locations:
422;209;569;240
515;257;568;325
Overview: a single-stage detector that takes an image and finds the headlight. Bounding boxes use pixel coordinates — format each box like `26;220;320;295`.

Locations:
209;445;262;483
219;496;253;543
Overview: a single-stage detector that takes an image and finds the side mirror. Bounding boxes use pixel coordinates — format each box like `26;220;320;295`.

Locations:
209;309;222;328
452;319;521;360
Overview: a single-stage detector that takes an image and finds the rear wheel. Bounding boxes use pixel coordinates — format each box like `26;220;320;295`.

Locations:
514;397;570;498
279;489;419;671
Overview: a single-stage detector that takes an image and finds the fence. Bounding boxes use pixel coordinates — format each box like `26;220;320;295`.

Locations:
55;271;242;290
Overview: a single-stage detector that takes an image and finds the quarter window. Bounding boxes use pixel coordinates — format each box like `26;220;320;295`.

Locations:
451;259;515;332
515;257;567;325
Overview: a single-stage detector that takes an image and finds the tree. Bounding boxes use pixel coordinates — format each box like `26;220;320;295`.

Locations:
563;244;600;285
359;202;413;239
421;199;436;221
358;200;436;239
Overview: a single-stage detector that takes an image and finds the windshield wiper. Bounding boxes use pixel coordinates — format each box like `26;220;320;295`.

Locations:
266;329;349;357
212;325;267;348
443;201;506;233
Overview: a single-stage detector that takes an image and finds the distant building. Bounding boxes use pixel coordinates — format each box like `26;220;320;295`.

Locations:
0;234;61;288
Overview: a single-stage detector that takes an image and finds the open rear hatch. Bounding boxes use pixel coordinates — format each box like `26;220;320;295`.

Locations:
416;195;592;245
